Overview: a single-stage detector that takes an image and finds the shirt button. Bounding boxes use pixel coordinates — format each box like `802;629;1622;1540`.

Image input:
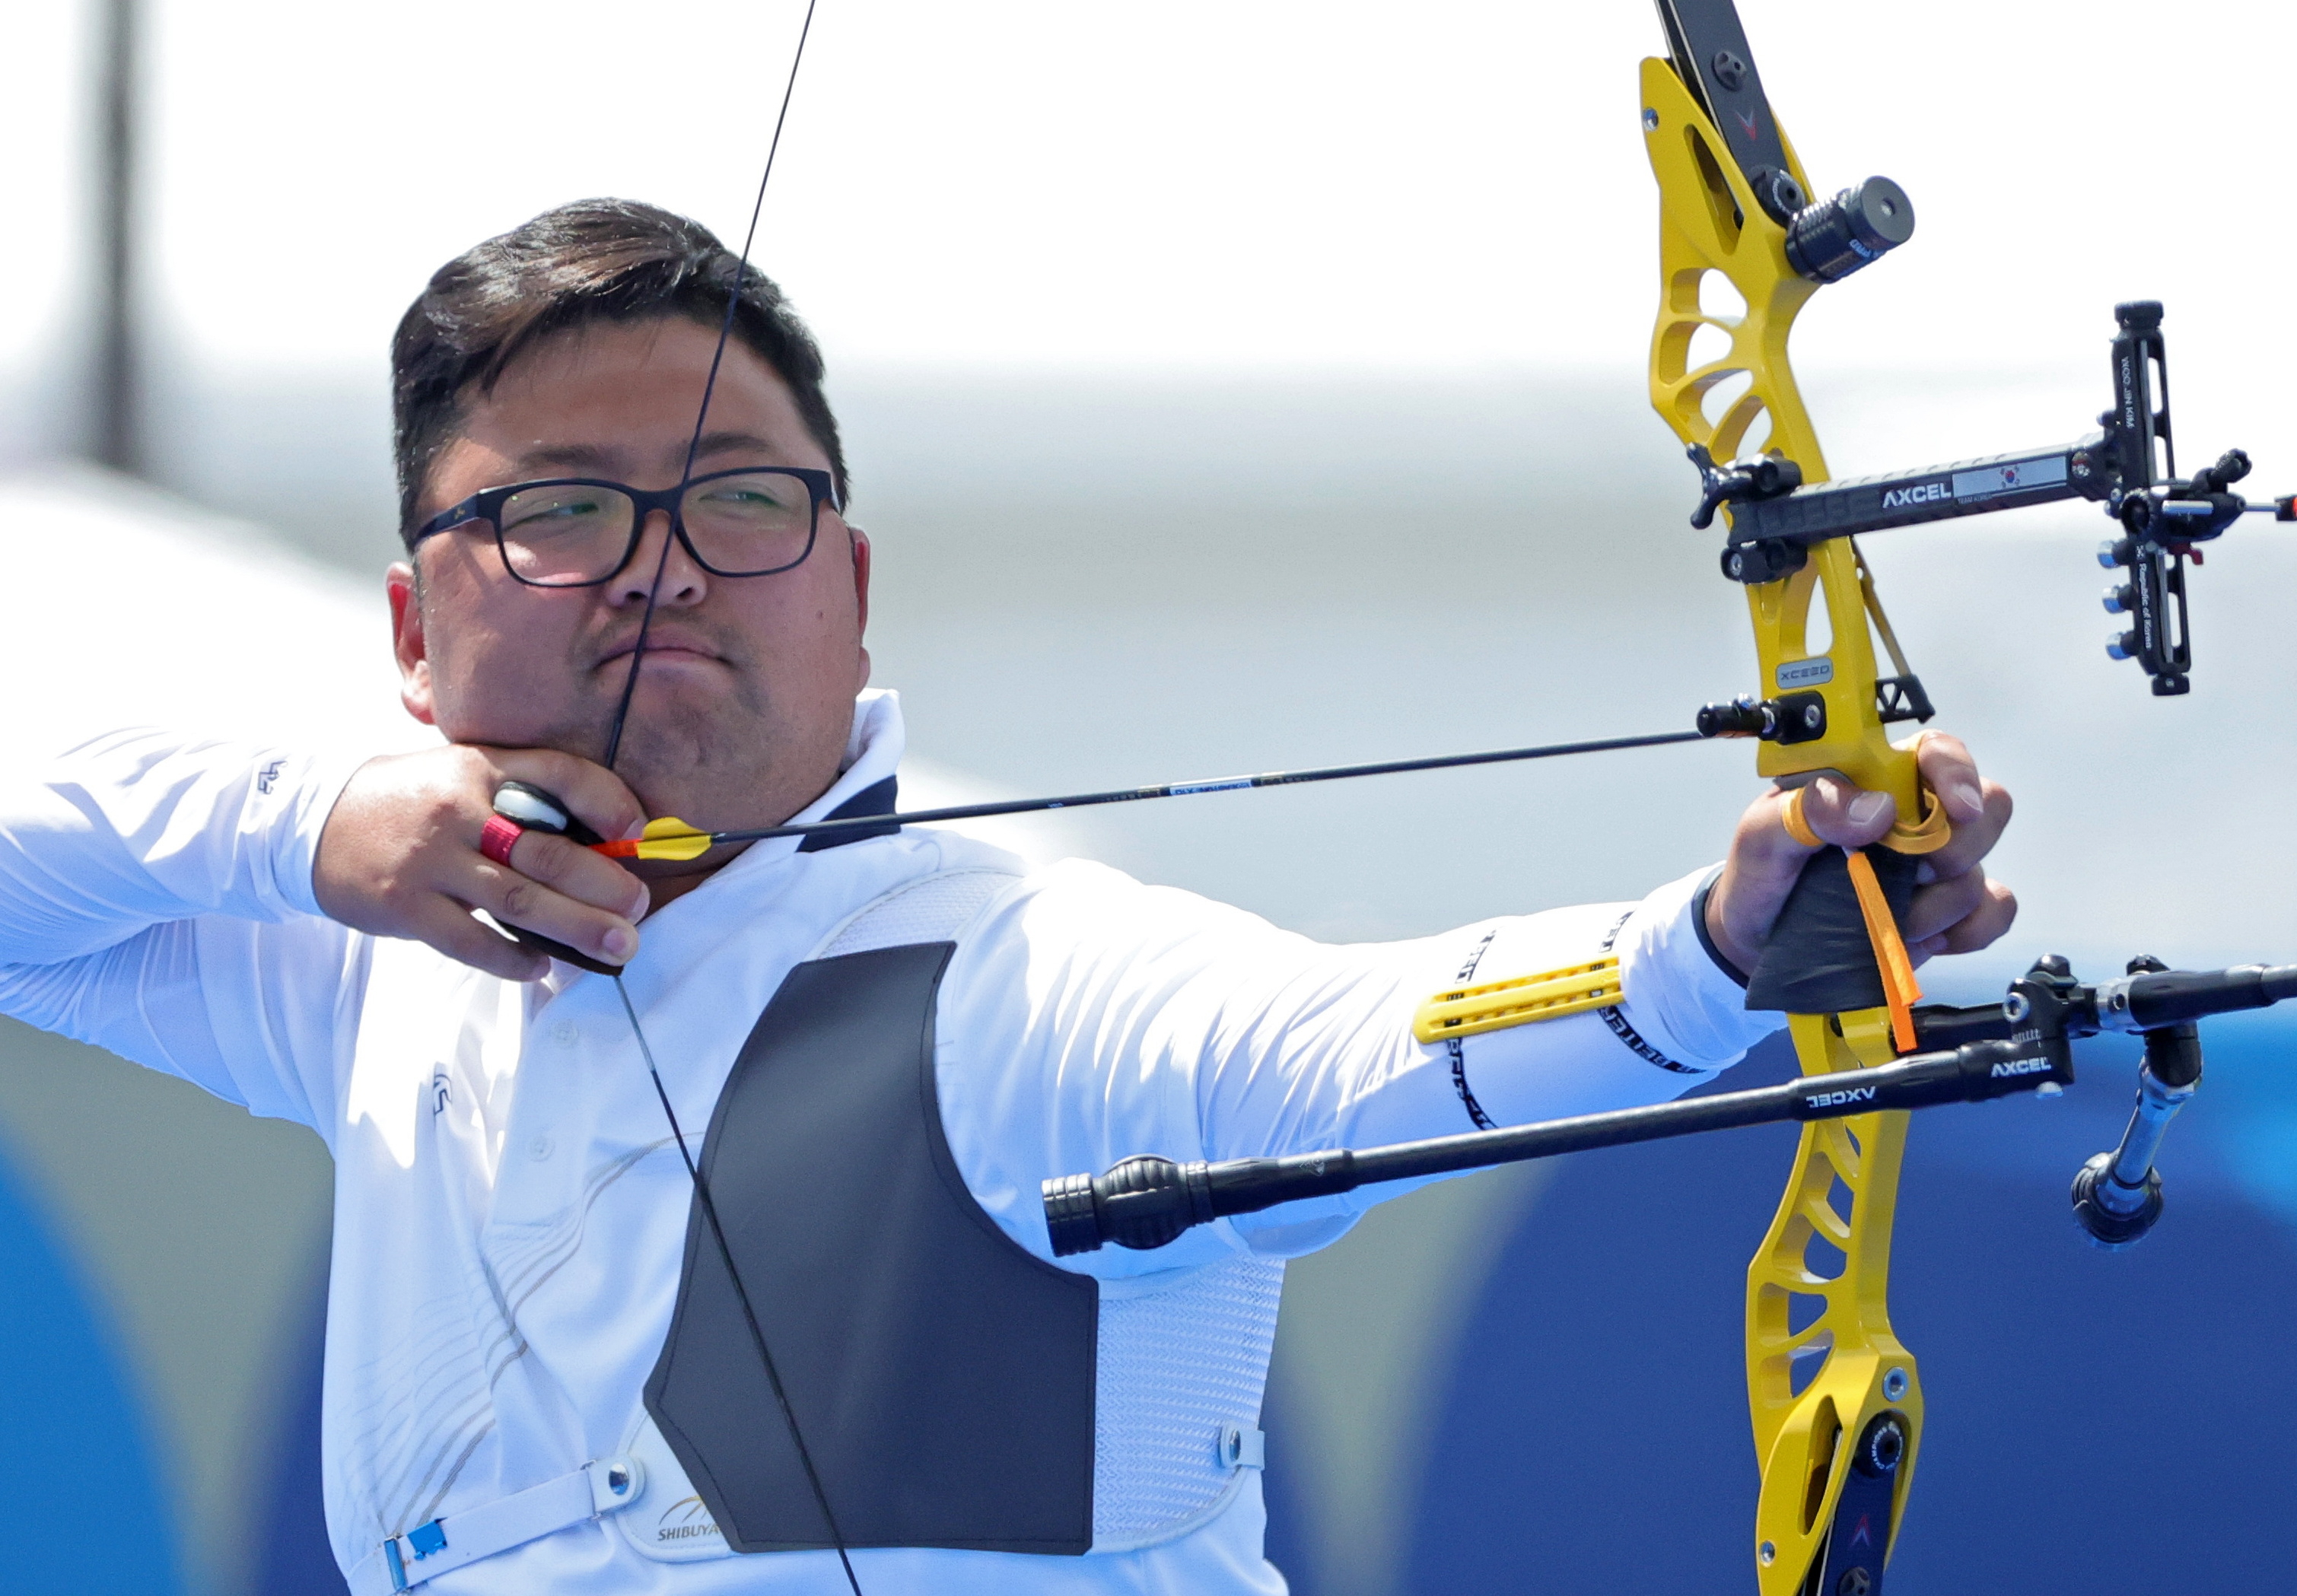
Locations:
529;1134;555;1162
552;1020;579;1047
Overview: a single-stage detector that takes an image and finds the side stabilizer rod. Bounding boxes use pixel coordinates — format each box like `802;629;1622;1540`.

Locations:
1043;1038;2066;1257
1046;951;2297;1259
2069;959;2297;1248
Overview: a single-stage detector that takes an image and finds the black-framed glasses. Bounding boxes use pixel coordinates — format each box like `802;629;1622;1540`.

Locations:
410;466;841;588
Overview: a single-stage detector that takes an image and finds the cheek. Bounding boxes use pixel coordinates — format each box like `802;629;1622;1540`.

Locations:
743;567;859;657
424;587;586;733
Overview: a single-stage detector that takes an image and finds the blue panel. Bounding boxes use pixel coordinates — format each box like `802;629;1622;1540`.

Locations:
253;1255;348;1596
1260;1416;1313;1591
1385;1020;2297;1591
0;1147;185;1595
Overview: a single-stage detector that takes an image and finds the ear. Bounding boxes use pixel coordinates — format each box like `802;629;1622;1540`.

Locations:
848;526;873;691
387;562;439;726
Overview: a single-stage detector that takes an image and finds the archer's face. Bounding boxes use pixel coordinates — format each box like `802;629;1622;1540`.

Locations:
390;315;871;835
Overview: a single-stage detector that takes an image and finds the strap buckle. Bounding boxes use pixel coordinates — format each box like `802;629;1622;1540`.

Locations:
371;1455;640;1594
380;1518;447;1592
1218;1425;1265;1470
587;1453;646;1515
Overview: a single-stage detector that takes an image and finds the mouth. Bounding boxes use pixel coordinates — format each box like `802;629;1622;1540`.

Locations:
598;633;723;670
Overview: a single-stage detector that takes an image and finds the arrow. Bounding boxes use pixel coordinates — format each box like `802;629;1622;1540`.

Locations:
594;727;1711;859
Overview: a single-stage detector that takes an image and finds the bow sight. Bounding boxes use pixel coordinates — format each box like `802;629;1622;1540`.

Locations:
1689;297;2292;704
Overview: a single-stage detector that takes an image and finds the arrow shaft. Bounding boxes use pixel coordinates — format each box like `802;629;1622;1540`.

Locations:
687;726;1711;847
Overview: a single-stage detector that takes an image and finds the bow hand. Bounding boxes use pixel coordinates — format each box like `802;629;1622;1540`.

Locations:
1705;732;2015;981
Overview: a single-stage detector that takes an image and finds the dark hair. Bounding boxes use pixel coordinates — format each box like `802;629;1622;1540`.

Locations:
390;198;848;545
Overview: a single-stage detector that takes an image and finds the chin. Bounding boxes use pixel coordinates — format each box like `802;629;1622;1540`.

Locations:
619;706;779;781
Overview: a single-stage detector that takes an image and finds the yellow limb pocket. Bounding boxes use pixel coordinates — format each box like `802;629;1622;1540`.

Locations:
1412;956;1623;1044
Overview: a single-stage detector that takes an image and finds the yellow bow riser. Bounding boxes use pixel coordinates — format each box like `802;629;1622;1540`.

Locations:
1747;1013;1923;1585
1640;53;1939;1593
1642;58;1923;813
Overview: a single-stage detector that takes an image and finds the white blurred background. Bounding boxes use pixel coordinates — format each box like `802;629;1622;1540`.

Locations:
9;0;2297;959
6;3;2297;1592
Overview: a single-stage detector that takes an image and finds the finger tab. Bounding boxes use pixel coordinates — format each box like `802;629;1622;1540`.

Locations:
492;781;603;847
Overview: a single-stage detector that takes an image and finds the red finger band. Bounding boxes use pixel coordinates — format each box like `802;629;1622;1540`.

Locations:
479;814;524;868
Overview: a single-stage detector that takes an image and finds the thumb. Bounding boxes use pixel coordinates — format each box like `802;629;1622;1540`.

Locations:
1797;776;1898;849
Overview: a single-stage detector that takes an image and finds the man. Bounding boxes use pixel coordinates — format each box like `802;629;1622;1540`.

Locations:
0;199;2012;1593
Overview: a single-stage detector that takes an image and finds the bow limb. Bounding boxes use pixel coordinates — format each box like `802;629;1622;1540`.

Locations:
1641;30;1938;1596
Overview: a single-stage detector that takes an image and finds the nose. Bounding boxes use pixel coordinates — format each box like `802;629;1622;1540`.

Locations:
608;508;708;609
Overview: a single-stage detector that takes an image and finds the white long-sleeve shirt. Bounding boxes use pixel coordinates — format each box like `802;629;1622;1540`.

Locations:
0;690;1777;1593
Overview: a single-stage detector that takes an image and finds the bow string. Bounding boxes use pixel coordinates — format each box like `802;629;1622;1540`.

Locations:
593;6;867;1594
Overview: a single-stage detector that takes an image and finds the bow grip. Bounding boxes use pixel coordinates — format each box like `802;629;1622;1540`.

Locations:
1745;843;1919;1015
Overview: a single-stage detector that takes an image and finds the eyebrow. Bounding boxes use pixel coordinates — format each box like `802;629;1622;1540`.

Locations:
511;442;618;475
691;431;787;463
508;431;790;478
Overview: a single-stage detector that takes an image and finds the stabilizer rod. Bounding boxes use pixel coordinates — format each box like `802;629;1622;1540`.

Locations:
2084;961;2297;1031
1043;1038;2066;1256
1045;951;2297;1260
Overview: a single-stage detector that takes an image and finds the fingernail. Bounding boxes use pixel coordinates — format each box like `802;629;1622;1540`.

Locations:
1848;790;1892;827
602;926;636;962
1946;777;1984;820
1915;862;1936;885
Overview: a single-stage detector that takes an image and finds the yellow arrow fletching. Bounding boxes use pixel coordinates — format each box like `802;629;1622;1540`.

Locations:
635;818;714;860
593;818;714;861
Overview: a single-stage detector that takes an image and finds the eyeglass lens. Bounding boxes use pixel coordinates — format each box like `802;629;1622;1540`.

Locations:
498;472;818;585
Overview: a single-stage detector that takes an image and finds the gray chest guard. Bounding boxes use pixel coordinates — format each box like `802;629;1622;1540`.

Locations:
643;939;1099;1556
